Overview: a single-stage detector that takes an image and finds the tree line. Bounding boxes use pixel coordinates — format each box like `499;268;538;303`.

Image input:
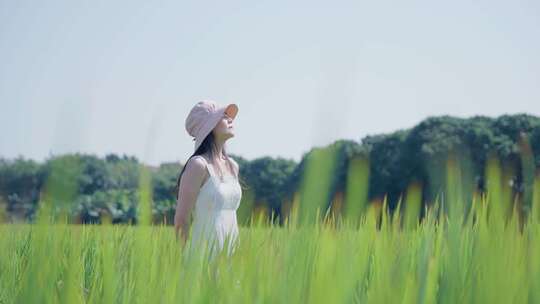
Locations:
1;114;539;225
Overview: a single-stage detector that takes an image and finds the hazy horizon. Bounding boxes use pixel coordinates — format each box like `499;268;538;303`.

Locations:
1;112;538;166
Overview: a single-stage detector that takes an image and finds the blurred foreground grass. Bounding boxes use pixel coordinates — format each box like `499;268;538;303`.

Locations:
2;145;540;303
1;198;540;304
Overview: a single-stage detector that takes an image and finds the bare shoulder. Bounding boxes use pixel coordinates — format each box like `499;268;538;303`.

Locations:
184;156;208;179
187;155;206;167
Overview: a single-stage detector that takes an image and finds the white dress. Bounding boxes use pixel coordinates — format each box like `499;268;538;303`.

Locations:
187;155;242;260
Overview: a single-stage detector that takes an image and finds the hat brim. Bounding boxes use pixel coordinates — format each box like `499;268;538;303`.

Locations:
193;103;239;152
224;103;238;120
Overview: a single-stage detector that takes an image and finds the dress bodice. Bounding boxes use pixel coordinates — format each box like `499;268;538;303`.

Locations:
188;155;242;259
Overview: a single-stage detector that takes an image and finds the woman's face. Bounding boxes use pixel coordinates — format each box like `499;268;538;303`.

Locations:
212;112;235;140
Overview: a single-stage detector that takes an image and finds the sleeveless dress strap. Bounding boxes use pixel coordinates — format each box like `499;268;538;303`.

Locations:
192;155;216;178
205;162;217;178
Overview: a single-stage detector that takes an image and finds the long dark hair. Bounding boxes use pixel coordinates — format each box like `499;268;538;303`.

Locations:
175;132;237;200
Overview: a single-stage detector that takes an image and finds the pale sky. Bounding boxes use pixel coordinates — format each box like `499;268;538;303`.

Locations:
1;0;539;165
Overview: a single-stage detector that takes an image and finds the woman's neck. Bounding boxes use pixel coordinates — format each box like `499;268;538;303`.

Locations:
204;151;231;178
213;136;225;157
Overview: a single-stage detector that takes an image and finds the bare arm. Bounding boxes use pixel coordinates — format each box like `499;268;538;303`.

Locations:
174;157;207;246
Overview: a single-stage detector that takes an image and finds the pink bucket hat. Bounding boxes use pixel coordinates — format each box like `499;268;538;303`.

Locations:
185;100;239;152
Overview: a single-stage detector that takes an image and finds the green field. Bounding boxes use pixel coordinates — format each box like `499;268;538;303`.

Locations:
2;149;540;303
1;197;540;304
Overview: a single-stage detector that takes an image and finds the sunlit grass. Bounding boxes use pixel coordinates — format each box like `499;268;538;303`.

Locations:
2;144;540;303
1;192;540;303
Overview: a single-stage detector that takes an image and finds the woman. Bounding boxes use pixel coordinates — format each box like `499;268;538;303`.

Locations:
174;100;242;260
